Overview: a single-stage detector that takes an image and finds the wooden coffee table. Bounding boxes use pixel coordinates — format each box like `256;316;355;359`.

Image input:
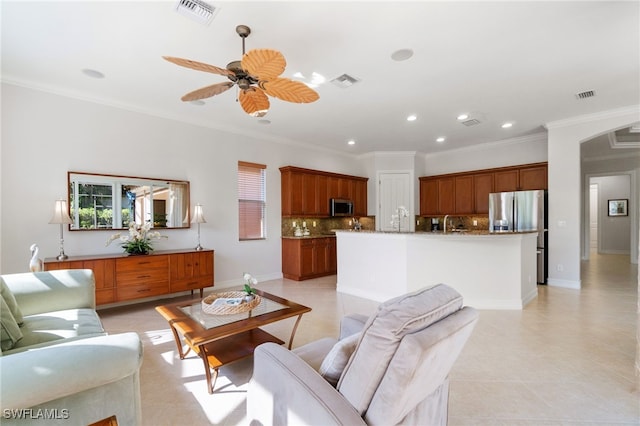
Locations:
155;289;311;394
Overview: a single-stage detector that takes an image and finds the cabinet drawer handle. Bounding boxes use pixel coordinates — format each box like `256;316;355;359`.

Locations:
137;261;151;265
137;275;151;279
137;288;151;293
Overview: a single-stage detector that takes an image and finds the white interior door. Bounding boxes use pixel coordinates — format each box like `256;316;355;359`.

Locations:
589;183;598;251
378;172;412;232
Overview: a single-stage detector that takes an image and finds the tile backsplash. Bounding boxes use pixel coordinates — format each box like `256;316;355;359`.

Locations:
415;215;489;232
282;216;375;237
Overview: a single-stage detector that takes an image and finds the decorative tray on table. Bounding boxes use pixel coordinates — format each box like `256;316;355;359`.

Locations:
201;291;262;315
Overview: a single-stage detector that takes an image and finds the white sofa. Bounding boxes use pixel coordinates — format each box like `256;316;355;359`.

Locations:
0;269;143;425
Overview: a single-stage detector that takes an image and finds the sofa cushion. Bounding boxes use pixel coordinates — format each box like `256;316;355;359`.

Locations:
1;296;23;351
10;308;105;352
337;284;463;415
1;277;24;325
319;332;360;386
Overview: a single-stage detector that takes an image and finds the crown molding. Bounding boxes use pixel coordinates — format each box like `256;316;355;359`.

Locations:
544;105;640;130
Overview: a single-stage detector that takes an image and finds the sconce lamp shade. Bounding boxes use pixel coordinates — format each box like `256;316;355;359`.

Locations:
49;199;73;224
192;204;206;224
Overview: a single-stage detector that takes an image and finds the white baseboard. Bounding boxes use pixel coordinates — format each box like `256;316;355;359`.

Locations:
547;278;581;289
600;249;631;255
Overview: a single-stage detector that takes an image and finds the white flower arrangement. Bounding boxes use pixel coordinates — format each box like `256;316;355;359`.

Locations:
390;205;410;232
106;222;167;255
243;272;258;295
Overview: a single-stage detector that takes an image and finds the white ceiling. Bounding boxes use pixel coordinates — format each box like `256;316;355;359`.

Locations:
2;1;639;155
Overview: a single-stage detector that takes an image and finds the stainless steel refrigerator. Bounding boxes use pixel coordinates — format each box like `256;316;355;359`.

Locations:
489;190;547;284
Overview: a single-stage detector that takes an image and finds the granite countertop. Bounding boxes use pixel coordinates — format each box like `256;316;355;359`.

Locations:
282;234;337;239
333;229;538;236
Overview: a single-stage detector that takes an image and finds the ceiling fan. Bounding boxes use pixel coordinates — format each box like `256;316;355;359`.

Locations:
163;25;319;117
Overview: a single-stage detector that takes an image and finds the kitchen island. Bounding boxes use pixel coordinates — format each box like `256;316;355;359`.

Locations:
335;230;538;309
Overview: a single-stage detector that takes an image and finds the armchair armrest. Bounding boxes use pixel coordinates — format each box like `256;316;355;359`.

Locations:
3;270;96;315
339;313;368;339
0;332;142;409
248;343;365;426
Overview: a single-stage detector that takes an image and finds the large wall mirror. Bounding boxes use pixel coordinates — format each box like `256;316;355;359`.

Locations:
68;172;190;231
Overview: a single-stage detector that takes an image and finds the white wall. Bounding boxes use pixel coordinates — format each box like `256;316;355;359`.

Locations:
0;83;360;286
546;105;640;288
590;175;631;254
421;133;548;176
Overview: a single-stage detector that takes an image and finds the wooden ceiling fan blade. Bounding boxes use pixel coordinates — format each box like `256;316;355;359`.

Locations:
239;87;270;117
181;82;234;101
163;56;235;77
241;49;286;80
259;78;320;103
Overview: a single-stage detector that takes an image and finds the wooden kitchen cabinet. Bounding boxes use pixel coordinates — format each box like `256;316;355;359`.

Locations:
44;249;214;305
454;175;474;214
420;178;438;216
419;162;546;216
518;165;547;190
473;173;494;214
282;237;337;281
280;166;368;217
438;178;455;214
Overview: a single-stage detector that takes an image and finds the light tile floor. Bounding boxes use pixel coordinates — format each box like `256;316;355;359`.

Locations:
99;252;639;425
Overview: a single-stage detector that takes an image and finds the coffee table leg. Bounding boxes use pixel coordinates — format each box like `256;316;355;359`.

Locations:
287;314;305;350
200;348;219;394
168;320;191;359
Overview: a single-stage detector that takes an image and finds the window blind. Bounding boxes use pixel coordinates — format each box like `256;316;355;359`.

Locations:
238;161;266;240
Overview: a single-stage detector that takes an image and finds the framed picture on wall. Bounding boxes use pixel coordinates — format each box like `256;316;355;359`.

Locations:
608;199;628;217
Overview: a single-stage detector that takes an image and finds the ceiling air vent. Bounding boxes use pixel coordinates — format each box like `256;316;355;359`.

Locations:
575;90;595;100
175;0;218;26
330;74;360;89
461;118;481;127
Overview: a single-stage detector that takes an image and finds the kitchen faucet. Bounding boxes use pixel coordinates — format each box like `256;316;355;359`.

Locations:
443;215;450;233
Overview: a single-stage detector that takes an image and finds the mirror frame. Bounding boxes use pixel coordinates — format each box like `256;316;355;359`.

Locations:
67;171;191;231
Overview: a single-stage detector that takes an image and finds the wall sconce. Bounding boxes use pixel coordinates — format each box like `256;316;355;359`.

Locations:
49;199;73;260
192;203;206;251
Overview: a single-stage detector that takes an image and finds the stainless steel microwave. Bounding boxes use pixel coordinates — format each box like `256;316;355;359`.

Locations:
330;198;353;216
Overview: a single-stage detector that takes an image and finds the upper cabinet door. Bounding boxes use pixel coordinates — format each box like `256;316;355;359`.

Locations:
454;175;474;214
420;178;438;216
473;173;494;214
493;170;519;192
518;165;547;190
437;177;455;214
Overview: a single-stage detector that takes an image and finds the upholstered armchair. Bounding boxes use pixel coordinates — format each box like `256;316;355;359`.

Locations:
247;284;478;425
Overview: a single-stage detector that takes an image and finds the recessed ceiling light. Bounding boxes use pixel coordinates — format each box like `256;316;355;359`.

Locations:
436;137;445;143
391;49;414;61
347;140;356;145
407;115;417;122
457;114;469;121
501;122;513;128
82;69;105;79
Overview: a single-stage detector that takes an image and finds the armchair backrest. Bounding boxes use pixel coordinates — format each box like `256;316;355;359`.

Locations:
336;284;478;425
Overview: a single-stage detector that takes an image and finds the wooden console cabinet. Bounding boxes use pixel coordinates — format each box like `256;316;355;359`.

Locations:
282;236;336;281
44;249;214;305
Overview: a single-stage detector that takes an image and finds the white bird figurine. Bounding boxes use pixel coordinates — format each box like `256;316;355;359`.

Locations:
29;244;43;272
